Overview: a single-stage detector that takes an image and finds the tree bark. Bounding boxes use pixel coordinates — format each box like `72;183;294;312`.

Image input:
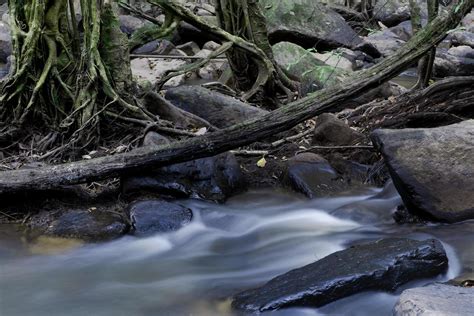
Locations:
0;0;472;195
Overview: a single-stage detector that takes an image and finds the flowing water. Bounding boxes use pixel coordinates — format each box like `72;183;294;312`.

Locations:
1;183;473;316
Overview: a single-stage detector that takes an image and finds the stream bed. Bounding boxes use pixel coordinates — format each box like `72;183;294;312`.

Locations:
1;184;473;315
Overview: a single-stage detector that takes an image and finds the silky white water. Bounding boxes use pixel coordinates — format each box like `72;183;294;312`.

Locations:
1;183;472;316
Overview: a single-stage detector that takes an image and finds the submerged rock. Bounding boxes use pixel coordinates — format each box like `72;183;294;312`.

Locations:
122;153;245;203
394;283;474;316
260;0;363;49
127;200;193;236
282;153;348;198
371;120;474;223
232;238;448;313
29;207;129;242
165;86;267;128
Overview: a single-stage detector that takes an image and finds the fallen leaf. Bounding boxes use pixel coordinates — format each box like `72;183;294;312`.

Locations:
257;157;267;168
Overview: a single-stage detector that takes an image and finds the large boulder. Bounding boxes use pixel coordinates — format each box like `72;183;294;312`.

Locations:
260;0;363;49
371;120;474;223
394;283;474;316
122;153;245;203
29;207;129;242
282;153;349;198
364;30;406;57
165;86;267;128
273;41;346;96
434;48;474;77
450;31;474;48
374;0;427;27
232;238;448;313
127;200;193;236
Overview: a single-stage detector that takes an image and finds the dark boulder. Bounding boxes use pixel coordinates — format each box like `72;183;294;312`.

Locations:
165;86;267;128
282;153;349;198
29;207;129;242
232;238;448;313
122;153;245;203
260;0;363;50
394;283;474;316
371;120;474;223
312;113;365;146
127;200;193;236
119;15;146;35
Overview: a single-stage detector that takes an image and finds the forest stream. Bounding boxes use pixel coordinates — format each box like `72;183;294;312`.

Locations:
1;183;473;316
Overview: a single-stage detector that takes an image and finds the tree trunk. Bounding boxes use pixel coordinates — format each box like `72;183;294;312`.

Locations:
0;0;472;195
0;0;144;149
214;0;297;100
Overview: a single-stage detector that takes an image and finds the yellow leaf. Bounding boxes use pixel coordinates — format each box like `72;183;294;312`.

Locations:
257;157;267;168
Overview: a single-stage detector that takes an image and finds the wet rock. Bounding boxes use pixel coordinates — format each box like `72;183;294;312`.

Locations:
0;62;7;78
0;21;11;63
127;200;193;236
312;113;365;146
232;238;448;313
313;51;355;71
119;15;146;35
364;30;406;57
371;120;474;223
374;0;427;27
165;86;267;128
282;153;348;198
434;48;474;77
394;283;474;316
273;41;346;96
177;17;220;47
29;207;128;242
122;153;245;203
260;0;363;49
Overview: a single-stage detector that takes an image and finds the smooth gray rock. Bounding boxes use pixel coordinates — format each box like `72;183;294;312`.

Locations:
365;30;406;57
394;283;474;316
371;120;474;223
232;238;448;313
165;86;267;128
127;200;192;236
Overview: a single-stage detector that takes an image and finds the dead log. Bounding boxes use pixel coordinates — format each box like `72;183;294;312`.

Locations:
0;0;472;195
341;76;474;130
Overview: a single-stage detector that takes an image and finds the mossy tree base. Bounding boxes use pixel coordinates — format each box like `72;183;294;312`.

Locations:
0;0;148;152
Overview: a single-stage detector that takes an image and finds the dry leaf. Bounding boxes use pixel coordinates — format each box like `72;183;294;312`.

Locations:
257;157;267;168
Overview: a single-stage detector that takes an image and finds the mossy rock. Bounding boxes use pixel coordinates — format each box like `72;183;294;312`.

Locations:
273;42;347;96
260;0;362;49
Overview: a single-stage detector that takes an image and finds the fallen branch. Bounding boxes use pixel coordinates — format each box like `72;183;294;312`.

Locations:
0;0;471;195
